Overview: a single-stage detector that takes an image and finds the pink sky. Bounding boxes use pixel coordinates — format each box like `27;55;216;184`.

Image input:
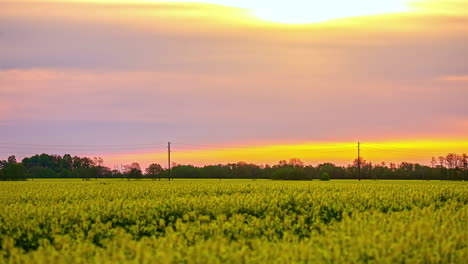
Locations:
0;0;467;168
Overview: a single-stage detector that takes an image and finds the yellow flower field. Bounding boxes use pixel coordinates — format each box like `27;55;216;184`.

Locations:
1;180;467;263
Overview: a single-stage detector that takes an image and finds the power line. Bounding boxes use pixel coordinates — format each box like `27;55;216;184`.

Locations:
174;142;355;149
168;142;171;181
358;142;361;181
0;142;167;148
0;145;167;151
1;140;461;167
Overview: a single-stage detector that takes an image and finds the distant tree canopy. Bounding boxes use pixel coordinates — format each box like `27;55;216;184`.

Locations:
0;153;466;181
145;163;164;176
1;154;121;181
0;156;27;181
272;167;308;181
127;168;143;180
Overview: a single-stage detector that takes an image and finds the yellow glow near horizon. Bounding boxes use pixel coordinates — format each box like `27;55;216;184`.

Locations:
103;139;468;168
156;0;412;24
42;0;414;24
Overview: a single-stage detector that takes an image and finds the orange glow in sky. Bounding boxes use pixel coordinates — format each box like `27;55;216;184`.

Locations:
155;0;412;24
103;139;468;169
19;0;453;24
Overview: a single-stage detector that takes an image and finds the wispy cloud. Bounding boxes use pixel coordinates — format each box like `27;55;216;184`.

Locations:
438;75;468;81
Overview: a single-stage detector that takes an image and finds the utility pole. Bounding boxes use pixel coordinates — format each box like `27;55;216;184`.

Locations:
358;141;361;181
168;142;171;181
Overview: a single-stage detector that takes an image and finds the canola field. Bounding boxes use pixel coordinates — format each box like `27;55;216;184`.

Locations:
0;179;467;263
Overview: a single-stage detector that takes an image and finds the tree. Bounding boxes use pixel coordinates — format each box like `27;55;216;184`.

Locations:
3;152;468;181
320;172;330;181
76;167;98;181
38;154;52;168
7;155;17;164
0;159;7;169
438;156;445;168
172;165;200;179
228;162;262;179
123;162;141;174
1;163;27;181
445;153;458;169
145;163;164;180
200;165;230;180
62;154;73;170
72;156;83;170
127;168;143;180
81;157;94;169
93;157;104;167
318;163;345;179
92;157;105;180
288;158;304;168
272;167;309;181
462;153;468;181
304;165;316;180
431;157;437;168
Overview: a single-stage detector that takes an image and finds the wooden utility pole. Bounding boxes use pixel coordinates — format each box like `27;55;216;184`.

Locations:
358;141;361;181
168;142;171;181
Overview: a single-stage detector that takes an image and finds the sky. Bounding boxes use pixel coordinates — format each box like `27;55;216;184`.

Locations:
0;0;467;168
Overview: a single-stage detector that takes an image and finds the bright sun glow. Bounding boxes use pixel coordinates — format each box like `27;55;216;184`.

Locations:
157;0;412;24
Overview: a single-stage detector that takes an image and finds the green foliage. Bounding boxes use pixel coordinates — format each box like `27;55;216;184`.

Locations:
200;165;230;179
127;168;143;180
318;163;345;179
172;165;200;179
76;167;99;181
272;167;309;180
0;180;466;263
0;163;27;181
320;172;330;181
6;153;468;180
28;167;56;178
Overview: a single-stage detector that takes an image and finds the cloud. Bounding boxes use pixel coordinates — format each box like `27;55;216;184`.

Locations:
1;0;468;80
1;68;467;141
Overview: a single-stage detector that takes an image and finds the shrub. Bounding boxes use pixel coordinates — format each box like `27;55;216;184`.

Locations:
320;172;330;181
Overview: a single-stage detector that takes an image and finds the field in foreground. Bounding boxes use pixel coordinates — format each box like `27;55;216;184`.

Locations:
0;180;467;263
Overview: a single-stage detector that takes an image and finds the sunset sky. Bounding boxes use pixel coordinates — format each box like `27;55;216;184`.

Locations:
1;0;467;168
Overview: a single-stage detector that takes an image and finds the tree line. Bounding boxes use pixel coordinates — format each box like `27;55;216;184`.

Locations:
0;153;467;181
